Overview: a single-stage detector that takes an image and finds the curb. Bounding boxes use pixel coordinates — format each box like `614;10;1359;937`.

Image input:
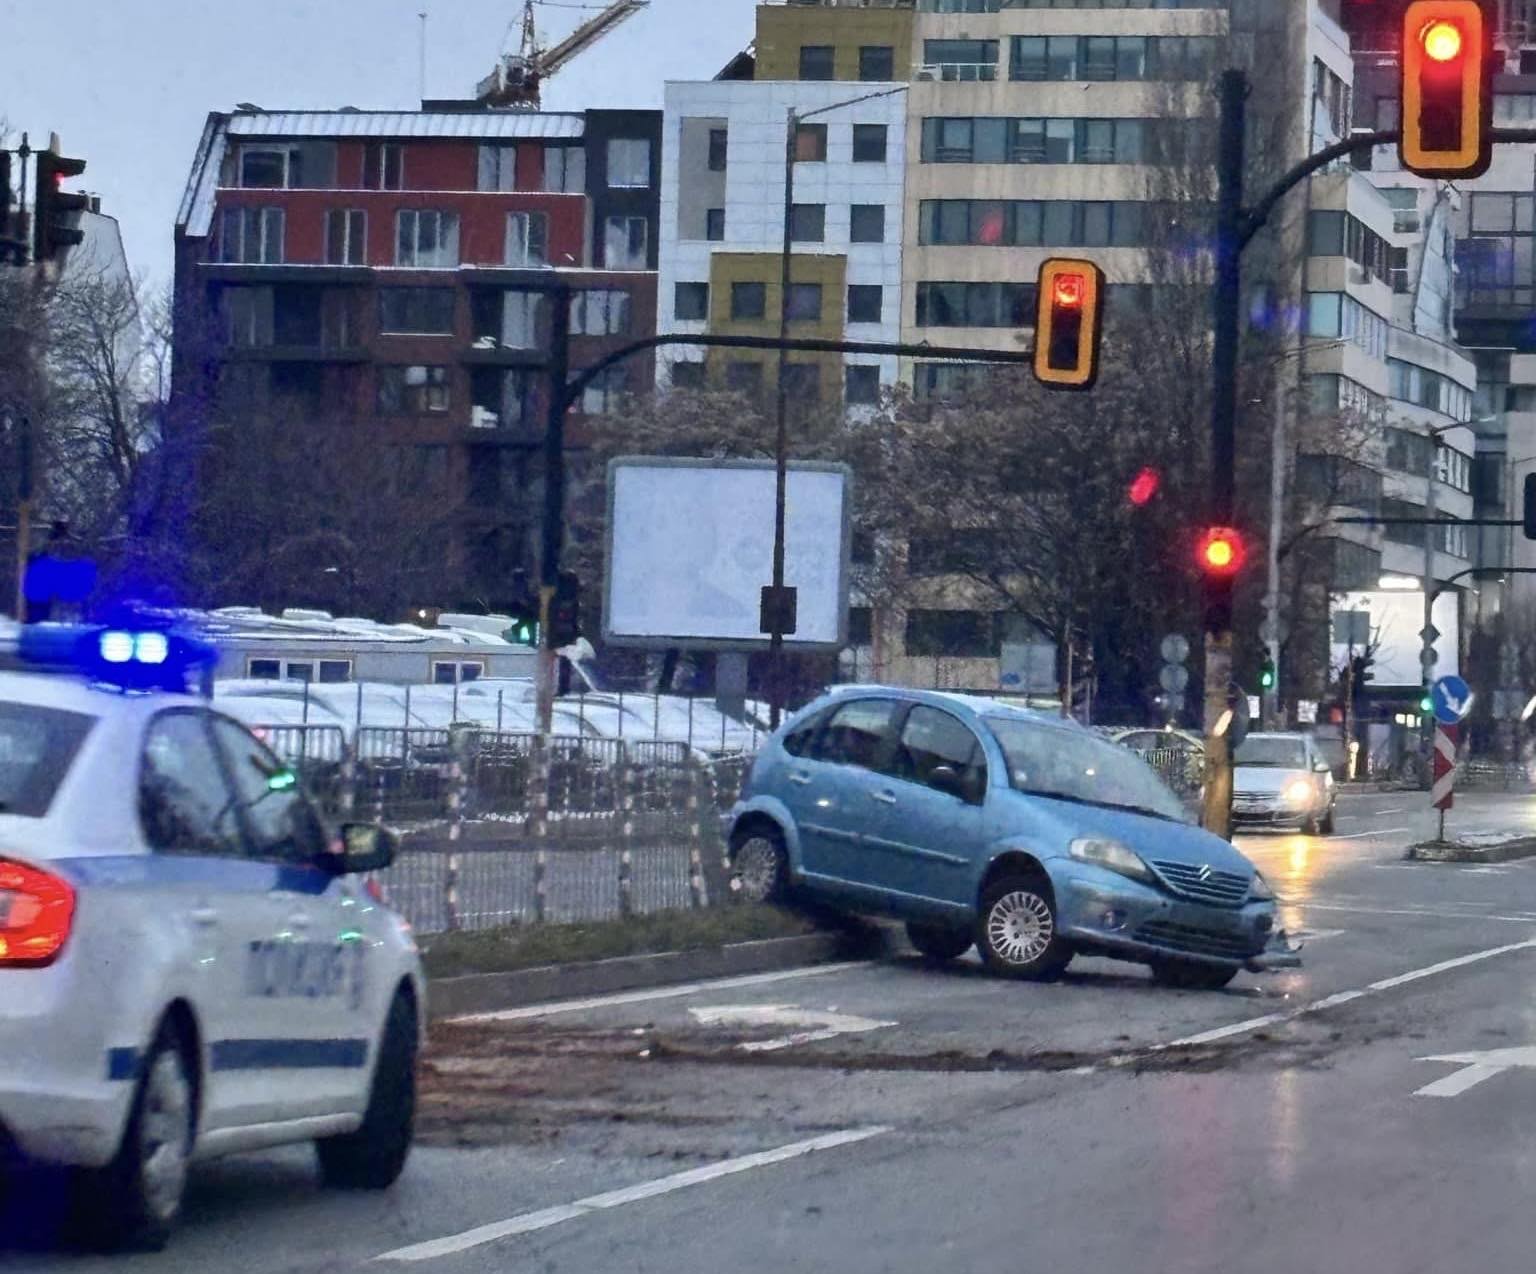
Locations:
427;928;879;1020
1405;837;1536;864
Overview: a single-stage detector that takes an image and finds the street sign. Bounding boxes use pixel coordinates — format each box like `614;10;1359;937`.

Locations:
1158;664;1190;694
1420;647;1439;670
1432;723;1458;812
1258;615;1290;645
1419;623;1441;646
1296;699;1318;724
1160;634;1189;664
1333;609;1370;647
1431;674;1473;725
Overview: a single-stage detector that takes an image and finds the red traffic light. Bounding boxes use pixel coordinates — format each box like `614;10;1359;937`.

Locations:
1197;527;1246;576
1127;467;1161;507
1421;19;1463;61
1400;1;1491;178
1053;274;1084;308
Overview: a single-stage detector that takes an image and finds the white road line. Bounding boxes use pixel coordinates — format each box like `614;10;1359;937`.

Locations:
448;962;872;1023
1299;902;1536;923
1414;1063;1506;1098
1164;936;1536;1049
1324;827;1411;840
374;1126;892;1263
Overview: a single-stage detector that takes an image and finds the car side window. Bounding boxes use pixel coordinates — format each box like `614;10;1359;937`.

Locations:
812;699;900;772
892;705;987;801
782;708;829;758
211;717;330;863
139;711;247;857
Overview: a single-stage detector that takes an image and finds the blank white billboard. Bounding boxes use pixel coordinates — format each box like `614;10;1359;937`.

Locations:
603;458;851;650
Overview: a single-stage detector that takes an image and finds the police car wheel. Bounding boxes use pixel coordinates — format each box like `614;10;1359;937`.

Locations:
91;1023;195;1251
317;990;417;1190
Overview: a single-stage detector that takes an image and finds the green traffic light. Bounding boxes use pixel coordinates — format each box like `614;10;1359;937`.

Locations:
1420;695;1434;714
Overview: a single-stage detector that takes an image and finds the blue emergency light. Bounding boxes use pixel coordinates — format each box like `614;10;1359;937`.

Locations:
12;622;216;695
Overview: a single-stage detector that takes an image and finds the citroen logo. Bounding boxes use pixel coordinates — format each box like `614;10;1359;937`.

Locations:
1196;864;1213;882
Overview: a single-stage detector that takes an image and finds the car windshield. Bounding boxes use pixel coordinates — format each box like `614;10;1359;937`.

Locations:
0;702;96;818
985;717;1188;823
1235;736;1307;768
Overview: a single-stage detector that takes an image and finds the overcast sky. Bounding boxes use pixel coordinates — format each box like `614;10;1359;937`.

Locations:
0;0;757;286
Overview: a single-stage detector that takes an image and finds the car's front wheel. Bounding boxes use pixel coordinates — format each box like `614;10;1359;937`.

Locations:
317;990;417;1190
1150;959;1239;991
975;873;1073;980
906;921;972;963
731;827;789;904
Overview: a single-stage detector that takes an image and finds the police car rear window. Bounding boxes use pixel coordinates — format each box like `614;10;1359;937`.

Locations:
0;703;96;818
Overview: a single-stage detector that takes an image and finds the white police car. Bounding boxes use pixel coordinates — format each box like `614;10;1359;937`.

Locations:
0;624;425;1249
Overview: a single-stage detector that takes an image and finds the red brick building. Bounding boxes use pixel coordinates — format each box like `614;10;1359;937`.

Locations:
173;105;660;608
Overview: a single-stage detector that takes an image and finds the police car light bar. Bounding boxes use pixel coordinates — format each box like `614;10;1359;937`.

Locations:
3;623;216;695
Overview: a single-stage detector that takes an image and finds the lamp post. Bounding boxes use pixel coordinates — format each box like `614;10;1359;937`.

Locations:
767;84;907;729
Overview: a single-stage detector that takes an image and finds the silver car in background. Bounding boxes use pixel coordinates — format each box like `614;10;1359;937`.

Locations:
1231;732;1337;834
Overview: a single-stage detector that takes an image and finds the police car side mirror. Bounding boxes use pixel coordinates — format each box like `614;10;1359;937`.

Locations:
336;824;399;875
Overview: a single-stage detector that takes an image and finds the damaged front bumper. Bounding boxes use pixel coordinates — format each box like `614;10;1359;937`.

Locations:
1245;928;1304;972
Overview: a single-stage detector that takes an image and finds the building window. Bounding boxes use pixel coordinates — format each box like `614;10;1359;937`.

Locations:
708;127;729;171
581;365;627;415
238;148;287;189
604;215;648;268
920;199;1145;247
1010;35;1215;82
675;281;709;321
786;282;823;322
790;203;826;242
845;364;880;405
248;658;352;683
671;361;706;389
378;365;451;415
543;146;586;193
378;287;456;335
232;142;336;190
920;116;1148;165
433;661;484;685
570;289;631;336
850;204;886;243
606;138;652;188
471;366;532;428
852;124;888;163
794;123;828;162
324;209;367;265
848;607;873;646
915;281;1037;327
364;142;403;191
923;39;999;81
478;144;519;191
859;45;895;81
727;361;764;395
905;610;998;659
705;208;726;241
1306;292;1388;359
799;45;835;80
505;211;549;266
218;207;284;264
224;286;274;347
731;281;767;320
489;290;543;348
395;209;460;268
848;284;882;324
782;363;821;403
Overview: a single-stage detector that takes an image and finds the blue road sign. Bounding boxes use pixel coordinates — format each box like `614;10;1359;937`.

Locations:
1431;674;1474;726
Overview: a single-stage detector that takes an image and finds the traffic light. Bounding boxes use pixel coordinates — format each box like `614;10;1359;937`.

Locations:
548;572;581;648
1419;691;1435;715
33;142;89;264
1196;526;1247;577
503;570;539;647
1033;258;1105;391
1127;466;1161;507
1523;472;1536;541
1259;657;1276;692
1400;1;1492;179
1349;654;1374;706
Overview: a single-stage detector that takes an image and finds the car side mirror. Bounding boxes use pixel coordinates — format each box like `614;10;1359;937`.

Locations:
1314;760;1331;774
929;765;969;801
332;823;399;875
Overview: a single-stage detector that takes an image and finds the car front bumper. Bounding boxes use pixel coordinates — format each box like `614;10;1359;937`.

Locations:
1052;862;1289;970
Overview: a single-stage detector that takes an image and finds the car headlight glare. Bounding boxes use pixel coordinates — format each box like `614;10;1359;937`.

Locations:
1283;779;1314;805
1069;838;1153;883
1248;871;1275;901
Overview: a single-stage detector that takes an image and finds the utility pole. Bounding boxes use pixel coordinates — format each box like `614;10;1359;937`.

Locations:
767;106;796;731
13;414;32;624
535;284;572;736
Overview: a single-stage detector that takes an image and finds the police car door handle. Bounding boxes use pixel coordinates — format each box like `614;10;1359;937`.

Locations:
190;907;219;927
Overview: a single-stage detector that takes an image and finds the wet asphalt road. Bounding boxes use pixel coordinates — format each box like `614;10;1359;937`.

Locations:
10;789;1536;1273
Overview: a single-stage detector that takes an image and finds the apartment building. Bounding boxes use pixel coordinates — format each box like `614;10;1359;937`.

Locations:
172;104;661;609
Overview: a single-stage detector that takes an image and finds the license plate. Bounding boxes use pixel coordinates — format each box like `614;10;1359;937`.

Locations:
1169;903;1248;934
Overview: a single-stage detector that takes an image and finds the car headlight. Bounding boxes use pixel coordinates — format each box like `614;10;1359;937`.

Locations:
1069;838;1154;884
1283;779;1314;805
1248;871;1275;901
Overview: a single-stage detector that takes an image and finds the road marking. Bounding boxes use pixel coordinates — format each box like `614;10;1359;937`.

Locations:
1324;827;1411;840
1415;1046;1536;1098
374;1126;892;1263
689;1004;896;1052
1290;928;1345;941
449;963;872;1024
1300;902;1536;923
1164;936;1536;1049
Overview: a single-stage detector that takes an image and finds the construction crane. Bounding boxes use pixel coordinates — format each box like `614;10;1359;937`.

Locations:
477;0;650;110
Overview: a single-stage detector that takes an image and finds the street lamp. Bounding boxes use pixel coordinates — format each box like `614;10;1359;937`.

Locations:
767;84;908;728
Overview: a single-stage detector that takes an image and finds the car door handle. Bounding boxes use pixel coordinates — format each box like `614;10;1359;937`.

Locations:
787;771;813;786
869;789;898;805
190;907;219;928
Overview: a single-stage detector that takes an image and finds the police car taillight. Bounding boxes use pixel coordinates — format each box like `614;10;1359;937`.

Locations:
0;859;76;967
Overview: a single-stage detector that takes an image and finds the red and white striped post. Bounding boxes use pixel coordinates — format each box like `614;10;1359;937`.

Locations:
1432;723;1459;842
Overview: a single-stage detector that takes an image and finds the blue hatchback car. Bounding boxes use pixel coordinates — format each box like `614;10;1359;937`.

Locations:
727;688;1297;989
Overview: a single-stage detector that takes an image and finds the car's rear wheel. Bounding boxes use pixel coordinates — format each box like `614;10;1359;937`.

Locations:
732;827;789;904
317;990;417;1190
906;921;972;963
975;873;1073;980
1150;959;1239;991
89;1021;195;1251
